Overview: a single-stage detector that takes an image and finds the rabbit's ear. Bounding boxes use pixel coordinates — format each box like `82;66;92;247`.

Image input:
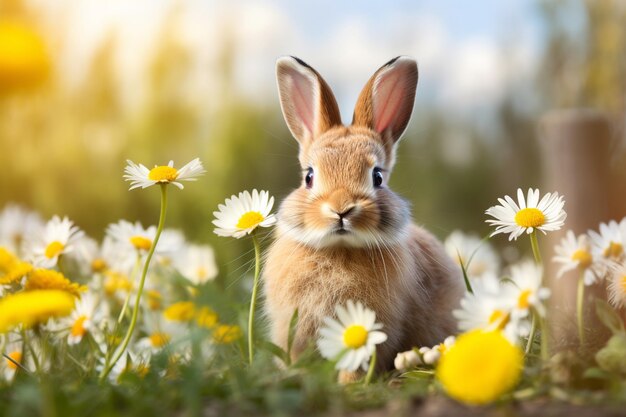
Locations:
276;56;342;145
352;56;418;145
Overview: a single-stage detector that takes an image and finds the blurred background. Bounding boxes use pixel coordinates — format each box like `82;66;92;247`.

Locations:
1;0;626;269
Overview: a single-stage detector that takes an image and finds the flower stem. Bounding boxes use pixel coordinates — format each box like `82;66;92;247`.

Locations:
100;184;168;382
525;312;537;355
540;316;549;361
364;349;377;386
529;231;542;264
577;273;585;346
248;232;261;365
117;253;142;324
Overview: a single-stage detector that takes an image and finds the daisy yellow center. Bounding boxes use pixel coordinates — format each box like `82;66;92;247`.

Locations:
343;324;368;349
71;315;88;338
148;166;178;182
147;290;163;310
488;309;510;330
149;332;171;348
45;241;64;259
236;211;264;229
130;236;152;251
196;266;207;278
604;241;623;258
6;351;22;370
571;249;592;269
514;208;545;228
517;289;532;309
91;258;107;273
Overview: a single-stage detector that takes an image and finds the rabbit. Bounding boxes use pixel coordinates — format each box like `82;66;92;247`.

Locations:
263;56;464;379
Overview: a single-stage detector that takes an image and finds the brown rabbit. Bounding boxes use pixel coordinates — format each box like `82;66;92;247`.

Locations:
263;56;463;378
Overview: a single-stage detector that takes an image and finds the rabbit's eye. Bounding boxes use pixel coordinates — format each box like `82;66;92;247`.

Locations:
305;168;314;188
373;167;383;188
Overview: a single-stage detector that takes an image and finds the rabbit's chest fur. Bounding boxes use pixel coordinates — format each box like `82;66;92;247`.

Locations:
263;225;461;367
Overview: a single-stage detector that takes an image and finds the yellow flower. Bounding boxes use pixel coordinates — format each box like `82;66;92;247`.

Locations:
25;268;86;297
0;290;75;332
213;324;242;344
163;301;196;322
436;330;523;405
195;306;218;329
0;20;50;94
0;247;32;285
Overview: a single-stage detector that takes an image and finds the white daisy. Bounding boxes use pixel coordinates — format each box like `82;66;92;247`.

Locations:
553;230;599;285
213;189;276;238
1;333;24;382
174;243;218;285
453;274;524;342
124;158;205;190
106;220;158;254
608;262;626;309
317;300;387;372
485;188;566;241
153;229;186;266
508;260;551;319
73;235;130;276
588;219;626;263
0;204;43;256
27;216;84;268
136;313;186;354
444;230;500;279
55;291;110;345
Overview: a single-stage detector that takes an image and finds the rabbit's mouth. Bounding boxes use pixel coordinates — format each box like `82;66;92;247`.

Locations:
333;228;350;236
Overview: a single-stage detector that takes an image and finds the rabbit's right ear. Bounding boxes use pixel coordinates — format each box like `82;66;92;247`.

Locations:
276;56;342;146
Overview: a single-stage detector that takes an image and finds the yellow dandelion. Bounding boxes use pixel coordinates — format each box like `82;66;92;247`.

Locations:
213;324;242;344
25;268;86;297
163;301;196;322
0;290;75;332
0;247;32;285
436;330;523;405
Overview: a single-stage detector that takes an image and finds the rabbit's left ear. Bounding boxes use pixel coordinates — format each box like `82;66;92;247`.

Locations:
352;56;418;145
276;56;342;147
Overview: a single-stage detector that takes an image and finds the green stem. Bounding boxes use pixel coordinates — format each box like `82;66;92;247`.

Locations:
100;184;168;382
364;349;377;386
540;316;549;361
117;253;142;324
529;231;542;264
577;273;585;346
525;312;537;355
248;232;261;365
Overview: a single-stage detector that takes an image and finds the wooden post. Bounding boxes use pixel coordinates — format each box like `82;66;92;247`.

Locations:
539;109;614;353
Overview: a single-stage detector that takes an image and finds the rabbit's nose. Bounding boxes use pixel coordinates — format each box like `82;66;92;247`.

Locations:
334;206;355;219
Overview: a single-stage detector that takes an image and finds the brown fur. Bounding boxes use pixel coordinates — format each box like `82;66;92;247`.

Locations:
267;56;463;375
